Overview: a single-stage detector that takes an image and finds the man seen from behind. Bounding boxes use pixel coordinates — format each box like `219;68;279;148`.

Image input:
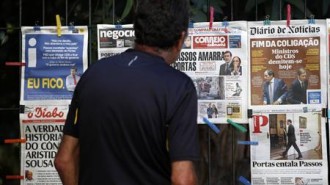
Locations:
54;0;199;185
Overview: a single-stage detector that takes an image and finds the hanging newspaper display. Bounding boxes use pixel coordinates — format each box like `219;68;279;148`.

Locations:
181;22;248;123
97;24;135;59
19;26;88;184
20;105;68;184
248;20;328;185
20;26;88;105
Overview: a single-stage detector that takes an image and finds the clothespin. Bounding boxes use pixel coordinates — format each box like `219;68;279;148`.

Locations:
5;175;24;180
5;61;26;66
202;116;220;134
34;21;40;32
247;109;253;118
239;176;251;185
3;138;26;144
188;18;194;28
222;16;229;27
209;6;214;30
308;14;315;24
227;119;247;133
115;19;123;29
222;16;229;33
286;4;291;27
56;14;62;37
263;15;271;25
68;21;78;33
20;105;25;113
237;140;259;145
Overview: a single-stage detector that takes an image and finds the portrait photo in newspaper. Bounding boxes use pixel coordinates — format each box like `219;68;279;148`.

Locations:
192;76;224;100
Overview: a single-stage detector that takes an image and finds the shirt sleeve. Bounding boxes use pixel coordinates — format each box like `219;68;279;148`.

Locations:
168;79;200;162
63;85;80;138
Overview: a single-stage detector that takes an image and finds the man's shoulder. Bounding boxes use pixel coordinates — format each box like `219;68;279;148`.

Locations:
275;78;285;84
291;79;299;84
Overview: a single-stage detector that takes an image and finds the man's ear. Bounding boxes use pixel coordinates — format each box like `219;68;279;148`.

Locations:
174;31;186;51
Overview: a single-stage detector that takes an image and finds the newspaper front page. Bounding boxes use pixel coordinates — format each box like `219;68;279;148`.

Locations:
20;26;88;105
250;112;327;185
248;20;327;113
178;22;248;123
20;105;68;184
97;24;134;59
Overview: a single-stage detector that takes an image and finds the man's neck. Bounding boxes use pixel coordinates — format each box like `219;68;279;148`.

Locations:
134;44;172;65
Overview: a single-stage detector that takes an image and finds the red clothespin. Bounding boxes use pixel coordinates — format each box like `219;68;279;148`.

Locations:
5;175;24;180
4;138;27;144
286;4;291;27
209;6;214;30
5;61;26;66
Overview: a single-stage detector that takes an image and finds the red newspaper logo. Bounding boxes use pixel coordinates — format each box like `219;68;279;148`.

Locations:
252;115;269;133
193;36;228;49
27;107;64;119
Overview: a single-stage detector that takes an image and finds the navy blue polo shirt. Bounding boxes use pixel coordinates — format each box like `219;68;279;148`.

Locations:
63;49;199;185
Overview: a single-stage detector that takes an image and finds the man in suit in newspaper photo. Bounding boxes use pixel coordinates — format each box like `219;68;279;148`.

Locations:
65;66;80;92
287;67;308;104
263;69;287;105
219;50;232;75
282;119;303;160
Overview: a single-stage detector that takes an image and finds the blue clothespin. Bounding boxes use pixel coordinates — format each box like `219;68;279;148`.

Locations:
68;21;78;33
115;19;123;29
189;19;194;28
34;21;40;32
263;15;271;25
202;117;220;134
222;16;229;27
239;176;251;185
237;141;259;145
308;14;315;24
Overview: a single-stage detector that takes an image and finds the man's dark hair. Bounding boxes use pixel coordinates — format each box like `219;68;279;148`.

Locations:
133;0;189;49
287;119;292;123
265;69;274;77
297;67;306;76
224;50;232;56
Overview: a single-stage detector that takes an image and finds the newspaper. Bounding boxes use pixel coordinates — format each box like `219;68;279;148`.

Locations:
250;112;328;185
97;24;134;59
20;105;68;184
178;22;248;123
248;20;327;113
327;19;330;163
20;26;88;105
